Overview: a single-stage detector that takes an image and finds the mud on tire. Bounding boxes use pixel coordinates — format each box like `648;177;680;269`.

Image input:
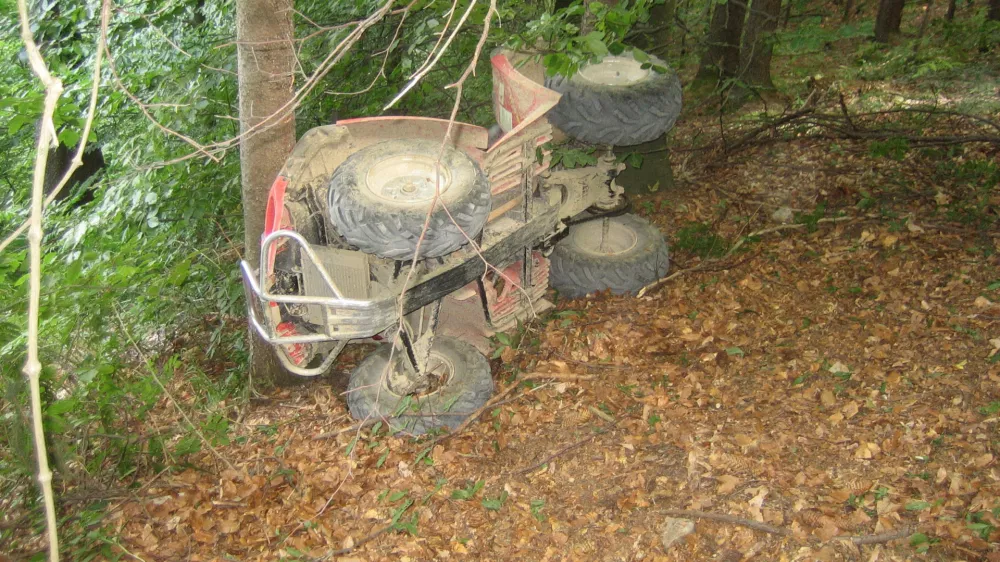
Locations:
328;139;491;260
549;213;669;298
544;52;682;146
346;336;493;435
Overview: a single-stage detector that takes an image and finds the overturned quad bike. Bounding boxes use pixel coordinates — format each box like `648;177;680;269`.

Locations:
240;50;682;434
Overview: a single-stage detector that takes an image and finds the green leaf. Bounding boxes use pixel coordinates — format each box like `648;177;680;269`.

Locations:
725;347;745;357
174;434;201;456
59;128;81;148
582;31;608;57
482;490;508;511
376;448;390;468
451;480;484;500
167;259;191;286
905;500;931;511
987;280;1000;291
389;490;408;502
8;114;33;135
632;48;649;63
909;532;929;546
48;398;78;415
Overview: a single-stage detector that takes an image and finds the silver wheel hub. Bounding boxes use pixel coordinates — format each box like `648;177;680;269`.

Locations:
387;350;454;397
578;56;650;87
572;219;638;256
366;155;452;202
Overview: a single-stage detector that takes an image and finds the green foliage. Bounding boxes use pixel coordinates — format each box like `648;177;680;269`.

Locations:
776;18;874;56
673;222;728;258
549;145;598;168
505;0;658;77
451;479;485;500
852;14;1000;82
481;489;509;511
869;138;910;160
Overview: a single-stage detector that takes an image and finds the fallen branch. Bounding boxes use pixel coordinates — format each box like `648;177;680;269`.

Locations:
587;405;617;424
521;372;596;382
658;509;915;546
316;522;394;560
426;376;521;447
636;216;854;297
724;102;1000;154
660;509;791;537
514;433;598;475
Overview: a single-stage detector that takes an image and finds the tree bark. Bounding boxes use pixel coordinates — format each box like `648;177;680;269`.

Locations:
874;0;906;42
738;0;782;90
989;0;1000;20
236;0;297;386
945;0;956;20
843;0;856;22
695;0;746;84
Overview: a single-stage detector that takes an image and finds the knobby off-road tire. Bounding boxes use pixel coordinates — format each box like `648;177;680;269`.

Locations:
346;337;493;435
549;213;669;298
328;139;491;260
544;52;682;146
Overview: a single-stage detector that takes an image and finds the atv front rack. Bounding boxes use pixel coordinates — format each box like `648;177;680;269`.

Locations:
240;205;562;376
240;230;398;375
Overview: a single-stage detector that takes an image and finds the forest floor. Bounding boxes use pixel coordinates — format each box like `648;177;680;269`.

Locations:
96;99;1000;562
5;60;998;560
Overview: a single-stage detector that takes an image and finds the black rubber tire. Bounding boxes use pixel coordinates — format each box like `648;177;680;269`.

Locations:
549;213;669;298
346;336;494;435
328;139;491;259
544;52;682;146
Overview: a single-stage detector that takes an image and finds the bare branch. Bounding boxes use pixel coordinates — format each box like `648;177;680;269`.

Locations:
17;0;64;557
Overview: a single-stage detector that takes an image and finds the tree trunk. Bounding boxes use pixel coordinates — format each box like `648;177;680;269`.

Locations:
843;0;856;22
695;0;746;84
945;0;956;20
236;0;297;386
989;0;1000;20
739;0;782;90
874;0;906;42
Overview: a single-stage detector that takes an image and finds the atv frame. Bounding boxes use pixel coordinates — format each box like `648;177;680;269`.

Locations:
239;51;630;423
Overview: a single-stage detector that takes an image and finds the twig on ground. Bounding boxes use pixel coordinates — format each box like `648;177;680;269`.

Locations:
427;377;521;447
660;509;792;536
521;372;596;382
658;509;915;546
514;433;598;475
636;215;855;297
316;522;395;560
587;406;616;424
312;418;380;441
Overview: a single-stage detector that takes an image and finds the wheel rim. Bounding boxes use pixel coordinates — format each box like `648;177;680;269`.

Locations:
366;154;453;202
578;56;650;86
571;218;638;256
386;350;455;398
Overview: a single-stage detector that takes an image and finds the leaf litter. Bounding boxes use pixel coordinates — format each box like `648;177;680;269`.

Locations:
94;130;1000;561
